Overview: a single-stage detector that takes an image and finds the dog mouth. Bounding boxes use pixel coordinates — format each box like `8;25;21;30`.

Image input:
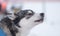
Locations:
34;18;44;22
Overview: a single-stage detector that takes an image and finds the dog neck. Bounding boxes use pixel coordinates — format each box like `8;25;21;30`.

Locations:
17;23;36;36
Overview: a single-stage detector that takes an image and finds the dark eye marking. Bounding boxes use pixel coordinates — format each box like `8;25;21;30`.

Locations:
25;10;35;19
27;13;33;15
26;13;34;19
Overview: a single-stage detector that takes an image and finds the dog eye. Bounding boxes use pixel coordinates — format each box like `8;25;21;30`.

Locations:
25;13;32;19
27;13;33;15
27;13;34;16
26;14;33;19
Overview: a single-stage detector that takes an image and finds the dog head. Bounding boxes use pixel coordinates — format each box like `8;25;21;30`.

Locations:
15;10;44;36
16;9;44;28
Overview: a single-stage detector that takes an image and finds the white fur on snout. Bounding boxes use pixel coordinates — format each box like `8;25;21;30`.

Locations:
16;13;43;36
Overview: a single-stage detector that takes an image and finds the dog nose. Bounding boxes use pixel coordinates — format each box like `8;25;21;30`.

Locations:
40;13;44;17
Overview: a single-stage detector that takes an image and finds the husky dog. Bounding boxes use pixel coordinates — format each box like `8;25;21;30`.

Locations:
0;9;44;36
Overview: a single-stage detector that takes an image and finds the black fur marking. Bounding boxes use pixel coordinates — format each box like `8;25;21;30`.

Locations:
1;17;18;36
13;9;34;23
